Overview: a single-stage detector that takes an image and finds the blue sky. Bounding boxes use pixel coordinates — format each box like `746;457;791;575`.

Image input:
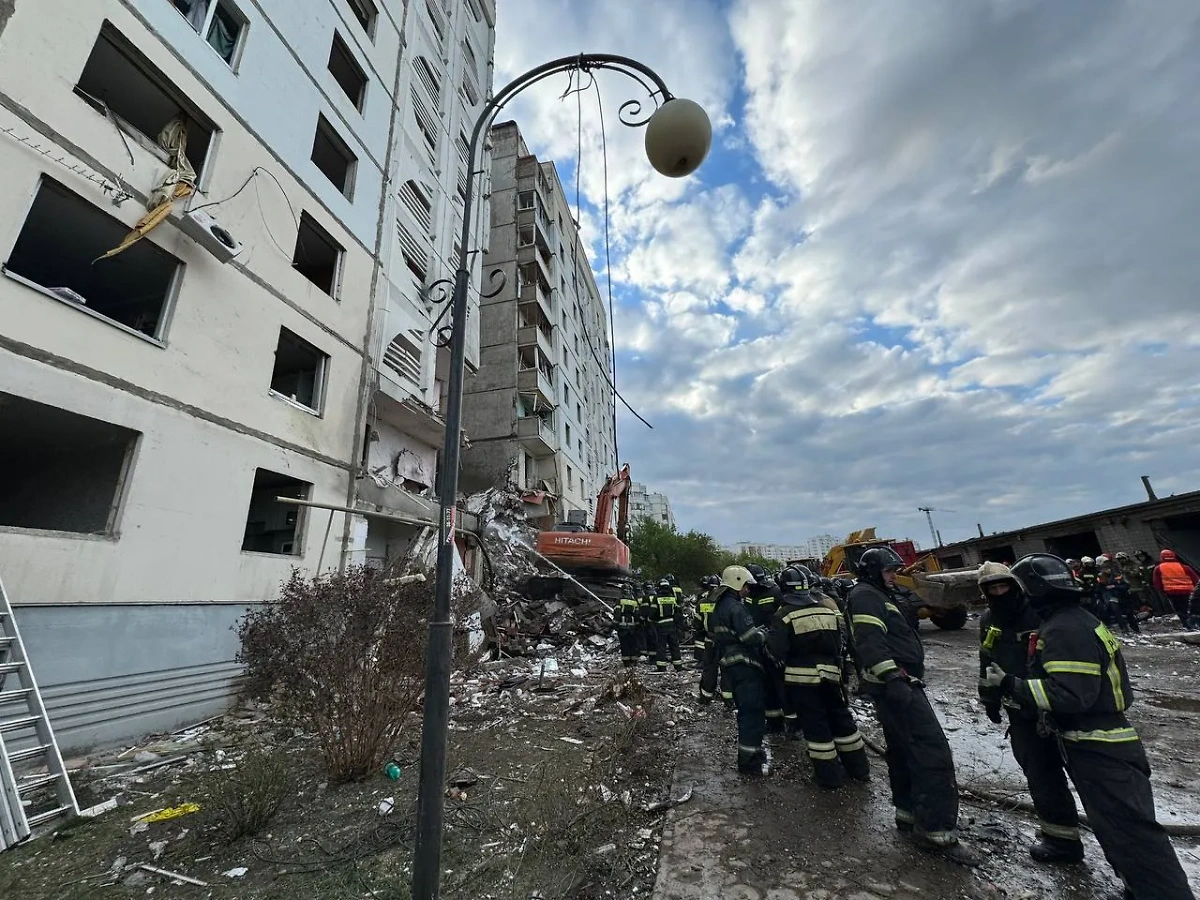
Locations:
493;0;1200;548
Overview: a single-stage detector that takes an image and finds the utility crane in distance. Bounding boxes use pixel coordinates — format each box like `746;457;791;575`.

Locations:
917;506;953;548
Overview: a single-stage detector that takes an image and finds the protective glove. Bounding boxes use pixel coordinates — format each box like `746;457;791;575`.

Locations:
883;676;912;708
984;663;1008;688
984;703;1003;724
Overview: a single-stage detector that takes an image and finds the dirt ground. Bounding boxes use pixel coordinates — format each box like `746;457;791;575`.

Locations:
3;616;1199;899
0;645;692;899
652;614;1200;900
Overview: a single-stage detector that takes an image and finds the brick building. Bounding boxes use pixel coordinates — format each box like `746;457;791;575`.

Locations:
933;488;1200;568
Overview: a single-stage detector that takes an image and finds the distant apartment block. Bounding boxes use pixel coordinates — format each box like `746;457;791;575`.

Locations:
728;534;841;563
630;482;676;530
459;121;618;527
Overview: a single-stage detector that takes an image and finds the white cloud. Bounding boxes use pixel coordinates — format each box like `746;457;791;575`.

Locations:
493;0;1200;547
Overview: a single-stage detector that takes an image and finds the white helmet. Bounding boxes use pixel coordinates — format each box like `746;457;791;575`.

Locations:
978;560;1021;590
1081;556;1095;566
721;565;755;592
1096;554;1111;565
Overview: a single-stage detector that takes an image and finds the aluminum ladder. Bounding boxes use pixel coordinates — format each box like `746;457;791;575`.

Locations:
0;573;77;850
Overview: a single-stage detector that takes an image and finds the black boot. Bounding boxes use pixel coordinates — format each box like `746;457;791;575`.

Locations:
737;747;766;774
812;758;846;789
1030;837;1084;864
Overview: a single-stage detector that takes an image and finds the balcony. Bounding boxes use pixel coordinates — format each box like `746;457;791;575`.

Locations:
517;343;555;406
518;323;554;359
518;280;554;322
517;413;557;456
517;243;553;287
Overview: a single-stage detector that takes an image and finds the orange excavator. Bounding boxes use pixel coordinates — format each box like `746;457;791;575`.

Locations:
527;464;633;601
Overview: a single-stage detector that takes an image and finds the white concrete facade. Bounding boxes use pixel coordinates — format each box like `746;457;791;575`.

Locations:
460;121;618;527
0;0;494;750
630;482;675;531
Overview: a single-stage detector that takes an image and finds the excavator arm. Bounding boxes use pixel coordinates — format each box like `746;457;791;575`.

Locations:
593;464;632;539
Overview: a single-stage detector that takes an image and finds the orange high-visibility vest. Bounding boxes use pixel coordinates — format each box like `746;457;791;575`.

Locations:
1159;561;1196;595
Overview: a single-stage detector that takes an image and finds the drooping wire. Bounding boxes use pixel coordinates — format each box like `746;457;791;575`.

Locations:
561;68;653;445
188;166;300;259
592;79;623;466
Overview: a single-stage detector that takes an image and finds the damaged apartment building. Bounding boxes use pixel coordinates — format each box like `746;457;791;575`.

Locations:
0;0;495;750
459;121;619;529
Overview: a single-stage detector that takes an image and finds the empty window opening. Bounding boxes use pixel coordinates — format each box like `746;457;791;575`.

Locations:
0;393;138;535
328;32;367;111
171;0;247;65
565;465;573;493
242;468;311;554
292;211;343;295
311;115;357;198
5;179;182;339
518;226;534;246
565;422;572;445
270;327;328;412
76;25;216;176
343;0;377;37
517;191;534;210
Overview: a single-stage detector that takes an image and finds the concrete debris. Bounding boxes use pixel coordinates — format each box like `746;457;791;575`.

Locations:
148;840;168;861
222;866;249;878
137;864;209;887
468;488;617;656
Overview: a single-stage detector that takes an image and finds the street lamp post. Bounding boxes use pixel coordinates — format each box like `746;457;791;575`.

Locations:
410;54;711;900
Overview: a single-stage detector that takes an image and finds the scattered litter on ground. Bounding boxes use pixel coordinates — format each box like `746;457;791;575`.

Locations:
136;864;208;887
221;866;249;878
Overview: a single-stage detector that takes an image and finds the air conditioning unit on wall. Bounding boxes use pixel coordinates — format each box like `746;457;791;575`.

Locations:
181;209;244;263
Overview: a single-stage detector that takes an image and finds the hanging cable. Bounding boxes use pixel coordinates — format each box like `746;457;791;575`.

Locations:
561;69;652;450
592;78;623;466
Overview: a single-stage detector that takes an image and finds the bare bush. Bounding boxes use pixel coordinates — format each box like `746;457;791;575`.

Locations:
202;745;289;842
237;565;428;783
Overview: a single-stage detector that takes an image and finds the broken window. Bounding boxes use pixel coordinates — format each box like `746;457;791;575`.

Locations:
292;211;343;296
241;468;311;554
171;0;247;66
343;0;377;37
328;32;367;111
76;25;216;176
565;422;572;446
0;393;138;534
517;191;534;210
565;465;573;493
270;327;328;413
518;226;534;247
311;114;357;198
5;178;182;339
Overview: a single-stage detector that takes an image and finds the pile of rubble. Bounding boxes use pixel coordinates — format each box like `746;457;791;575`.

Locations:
465;489;615;657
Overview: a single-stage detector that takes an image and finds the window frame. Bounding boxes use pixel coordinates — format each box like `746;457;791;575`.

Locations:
240;467;313;557
0;393;141;539
310;113;358;200
169;0;249;70
328;31;368;113
2;176;185;346
344;0;378;40
292;210;345;298
268;325;330;416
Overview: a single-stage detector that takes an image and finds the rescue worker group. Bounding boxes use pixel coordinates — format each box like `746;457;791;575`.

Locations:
614;551;1195;898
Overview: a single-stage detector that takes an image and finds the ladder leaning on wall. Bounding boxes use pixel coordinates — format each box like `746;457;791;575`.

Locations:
0;573;78;851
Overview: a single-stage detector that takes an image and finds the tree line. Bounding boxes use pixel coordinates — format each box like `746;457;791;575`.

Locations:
627;517;778;590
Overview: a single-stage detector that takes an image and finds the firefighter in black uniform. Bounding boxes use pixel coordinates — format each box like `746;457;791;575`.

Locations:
848;547;978;866
653;578;684;672
987;554;1194;900
711;565;769;772
638;580;657;660
976;561;1082;863
745;564;785;732
615;581;641;668
768;566;869;788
